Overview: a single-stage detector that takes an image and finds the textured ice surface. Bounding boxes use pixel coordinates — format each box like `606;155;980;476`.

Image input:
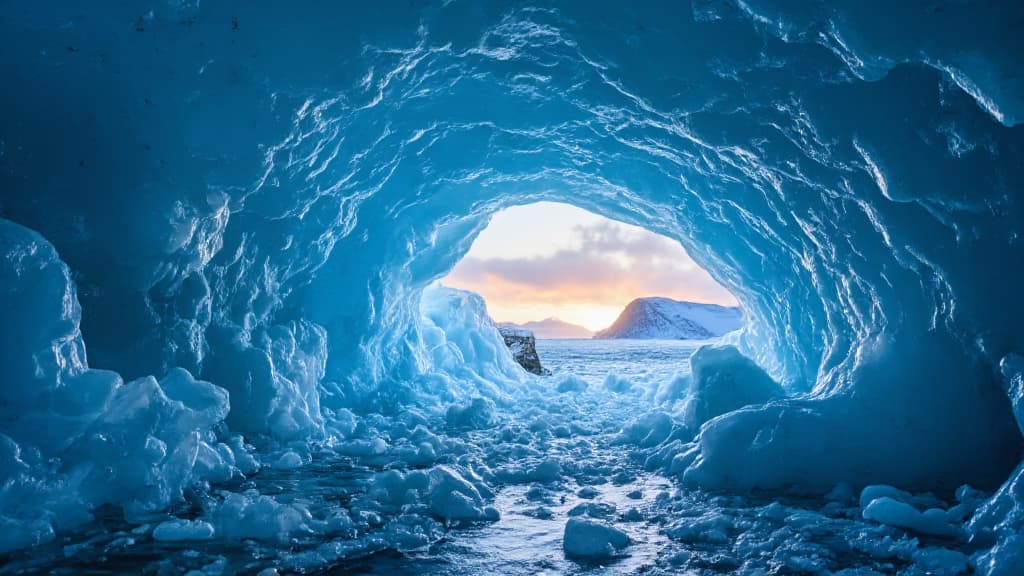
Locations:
1;0;1024;573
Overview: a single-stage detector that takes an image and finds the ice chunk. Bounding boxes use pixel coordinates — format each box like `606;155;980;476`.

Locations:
683;345;784;430
569;502;616;519
859;484;915;509
603;374;633;393
427;466;499;522
654;374;690;406
152;519;216;542
665;511;733;544
562;518;630;558
911;547;972;576
274;451;305;469
616;412;674;448
862;497;959;538
419;285;525;387
212;492;311;541
556;375;589;393
446;397;496;430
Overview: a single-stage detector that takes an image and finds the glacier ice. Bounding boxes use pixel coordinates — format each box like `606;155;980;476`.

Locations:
0;220;242;552
1;0;1023;573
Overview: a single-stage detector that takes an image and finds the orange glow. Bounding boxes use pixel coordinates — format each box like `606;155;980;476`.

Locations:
441;202;736;333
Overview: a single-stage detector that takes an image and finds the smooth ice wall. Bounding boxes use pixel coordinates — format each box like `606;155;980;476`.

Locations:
1;1;1022;494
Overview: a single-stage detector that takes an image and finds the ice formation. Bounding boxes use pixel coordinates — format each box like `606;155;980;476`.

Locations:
1;1;1023;573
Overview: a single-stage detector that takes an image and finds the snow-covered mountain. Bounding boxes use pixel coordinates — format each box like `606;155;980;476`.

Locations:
506;318;593;339
594;297;743;340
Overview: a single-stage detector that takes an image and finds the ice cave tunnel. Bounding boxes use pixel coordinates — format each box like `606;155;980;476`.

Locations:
1;1;1024;574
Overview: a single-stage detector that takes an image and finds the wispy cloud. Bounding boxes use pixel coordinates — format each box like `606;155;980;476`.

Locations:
444;216;736;329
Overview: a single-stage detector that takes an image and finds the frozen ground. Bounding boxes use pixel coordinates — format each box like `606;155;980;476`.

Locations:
0;338;990;575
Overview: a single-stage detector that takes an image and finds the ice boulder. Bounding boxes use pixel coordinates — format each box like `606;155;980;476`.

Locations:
152;519;216;542
212;492;312;541
0;219;97;446
427;466;499;522
446;397;497;430
419;285;525;386
862;497;960;538
562;518;630;559
912;548;972;576
368;466;498;523
683;345;784;430
616;412;674;448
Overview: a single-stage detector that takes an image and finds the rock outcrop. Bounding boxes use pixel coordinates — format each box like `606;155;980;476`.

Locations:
497;325;549;375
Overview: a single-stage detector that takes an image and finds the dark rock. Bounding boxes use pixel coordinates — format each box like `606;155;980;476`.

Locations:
497;324;550;375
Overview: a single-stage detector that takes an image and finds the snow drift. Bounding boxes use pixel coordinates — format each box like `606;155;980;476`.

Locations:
1;0;1023;571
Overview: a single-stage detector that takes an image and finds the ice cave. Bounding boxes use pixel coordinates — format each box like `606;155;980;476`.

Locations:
1;1;1024;574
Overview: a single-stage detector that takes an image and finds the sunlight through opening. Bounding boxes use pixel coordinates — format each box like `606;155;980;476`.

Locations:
440;202;740;339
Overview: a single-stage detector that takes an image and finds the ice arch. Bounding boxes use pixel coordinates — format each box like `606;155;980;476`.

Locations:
1;0;1023;561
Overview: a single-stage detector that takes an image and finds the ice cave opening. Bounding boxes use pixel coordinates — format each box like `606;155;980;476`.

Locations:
3;1;1024;574
432;199;746;365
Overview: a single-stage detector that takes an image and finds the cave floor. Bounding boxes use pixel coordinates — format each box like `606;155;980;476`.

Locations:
2;340;980;575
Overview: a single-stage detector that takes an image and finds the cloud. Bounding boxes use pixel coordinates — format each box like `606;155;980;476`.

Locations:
444;220;736;311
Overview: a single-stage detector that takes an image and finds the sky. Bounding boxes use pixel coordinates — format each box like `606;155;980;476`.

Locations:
441;202;737;332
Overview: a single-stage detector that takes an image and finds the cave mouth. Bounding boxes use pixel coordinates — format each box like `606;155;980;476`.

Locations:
434;201;745;366
439;201;743;335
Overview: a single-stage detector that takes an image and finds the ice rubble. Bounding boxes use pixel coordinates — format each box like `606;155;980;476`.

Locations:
0;220;248;553
1;0;1023;573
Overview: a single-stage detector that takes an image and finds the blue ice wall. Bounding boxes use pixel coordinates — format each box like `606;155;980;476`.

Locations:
1;0;1024;566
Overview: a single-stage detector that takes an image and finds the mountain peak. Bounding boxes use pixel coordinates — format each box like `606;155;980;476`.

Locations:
504;317;594;339
594;297;743;340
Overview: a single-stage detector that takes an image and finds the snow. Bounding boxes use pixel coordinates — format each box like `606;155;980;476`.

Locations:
495;324;532;339
594;297;744;340
1;1;1023;574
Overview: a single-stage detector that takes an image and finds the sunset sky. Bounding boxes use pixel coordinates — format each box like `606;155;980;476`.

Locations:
441;202;737;332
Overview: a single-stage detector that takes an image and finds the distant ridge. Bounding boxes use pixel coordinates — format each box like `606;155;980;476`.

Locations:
594;297;743;340
503;317;593;339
